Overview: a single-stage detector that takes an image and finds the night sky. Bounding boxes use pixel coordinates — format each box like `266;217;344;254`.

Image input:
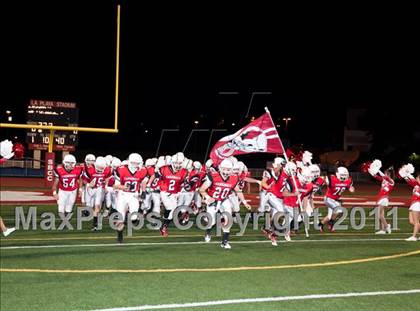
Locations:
2;1;419;165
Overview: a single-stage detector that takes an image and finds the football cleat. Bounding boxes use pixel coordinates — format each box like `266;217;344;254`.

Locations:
284;233;291;242
3;227;16;237
270;233;278;246
180;212;190;225
328;222;335;232
204;234;211;243
221;242;231;249
160;226;168;237
261;228;272;239
117;231;123;243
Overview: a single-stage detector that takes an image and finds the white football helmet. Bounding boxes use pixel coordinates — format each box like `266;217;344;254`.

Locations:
233;161;245;175
205;159;213;168
84;154;95;166
95;156;107;173
156;156;166;169
193;161;202;171
284;162;297;176
309;164;321;179
111;157;121;169
128;153;143;172
182;158;193;170
298;166;313;184
302;151;313;165
336;167;349;181
165;155;172;165
219;159;234;179
150;158;158;166
273;157;286;169
63;154;76;171
105;155;113;166
145;159;154;167
171;153;185;171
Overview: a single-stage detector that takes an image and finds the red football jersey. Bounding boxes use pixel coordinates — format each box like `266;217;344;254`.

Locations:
147;166;160;190
82;166;112;188
54;165;83;191
325;175;353;200
107;176;115;187
373;174;394;200
261;169;277;190
187;169;206;191
283;176;313;207
405;177;420;204
312;176;325;194
206;172;239;201
157;165;189;194
80;162;94;174
115;165;149;193
268;170;288;198
237;171;251;191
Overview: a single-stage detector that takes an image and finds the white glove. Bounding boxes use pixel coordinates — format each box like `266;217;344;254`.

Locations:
0;140;14;159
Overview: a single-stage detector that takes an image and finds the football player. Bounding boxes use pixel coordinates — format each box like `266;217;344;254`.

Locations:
199;159;251;249
148;152;189;237
81;154;96;206
141;158;159;215
307;164;325;217
260;159;291;246
282;166;314;241
229;161;260;219
113;153;149;243
177;158;194;221
104;157;121;217
82;156;112;230
52;154;83;220
319;166;355;232
259;157;286;213
189;161;206;213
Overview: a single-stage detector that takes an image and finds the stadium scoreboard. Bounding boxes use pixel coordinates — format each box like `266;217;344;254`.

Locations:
26;99;79;151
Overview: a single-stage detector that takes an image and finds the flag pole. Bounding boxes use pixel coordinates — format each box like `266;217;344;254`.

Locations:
264;107;309;237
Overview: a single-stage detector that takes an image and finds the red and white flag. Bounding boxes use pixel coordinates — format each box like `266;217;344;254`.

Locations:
209;111;285;165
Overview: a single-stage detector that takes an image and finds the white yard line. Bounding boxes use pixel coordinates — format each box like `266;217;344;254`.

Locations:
88;289;420;311
0;237;412;250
